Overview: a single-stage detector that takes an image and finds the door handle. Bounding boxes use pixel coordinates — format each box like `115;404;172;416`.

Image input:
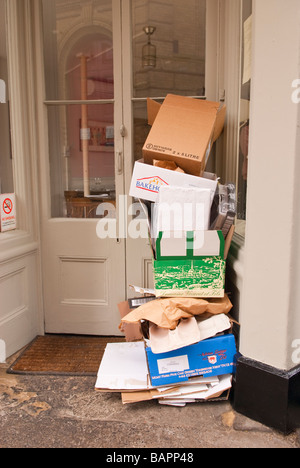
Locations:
117;150;123;175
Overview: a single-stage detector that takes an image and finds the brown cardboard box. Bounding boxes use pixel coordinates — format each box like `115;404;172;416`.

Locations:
143;94;226;176
118;301;143;342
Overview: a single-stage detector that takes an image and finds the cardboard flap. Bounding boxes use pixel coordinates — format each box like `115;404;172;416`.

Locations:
163;94;220;113
156;230;225;260
196;313;231;341
224;225;235;259
118;301;143;342
149;317;201;354
147;98;162;125
213;105;226;142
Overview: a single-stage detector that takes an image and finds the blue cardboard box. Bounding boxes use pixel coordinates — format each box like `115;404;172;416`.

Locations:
146;333;237;387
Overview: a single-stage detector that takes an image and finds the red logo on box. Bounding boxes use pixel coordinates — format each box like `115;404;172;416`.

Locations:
208;355;217;365
136;176;169;193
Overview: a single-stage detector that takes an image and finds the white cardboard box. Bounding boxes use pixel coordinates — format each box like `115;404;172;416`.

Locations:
129;160;218;203
151;185;213;237
0;193;16;232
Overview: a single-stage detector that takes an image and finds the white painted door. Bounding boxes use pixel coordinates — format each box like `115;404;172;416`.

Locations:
40;0;126;335
38;0;215;335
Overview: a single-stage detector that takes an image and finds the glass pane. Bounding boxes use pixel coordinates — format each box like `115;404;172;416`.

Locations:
42;0;116;218
0;0;14;194
133;100;151;162
42;0;113;101
47;104;115;218
132;0;206;99
236;0;252;237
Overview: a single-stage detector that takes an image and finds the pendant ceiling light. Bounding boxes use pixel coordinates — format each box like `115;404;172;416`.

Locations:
142;26;157;69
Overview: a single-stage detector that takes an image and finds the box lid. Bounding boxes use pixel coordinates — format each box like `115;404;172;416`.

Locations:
156;230;225;261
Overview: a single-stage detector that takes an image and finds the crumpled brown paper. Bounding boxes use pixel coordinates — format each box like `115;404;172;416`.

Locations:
153;159;185;173
121;294;232;330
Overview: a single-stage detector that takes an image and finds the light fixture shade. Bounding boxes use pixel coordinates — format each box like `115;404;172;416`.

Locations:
142;26;157;69
142;42;156;69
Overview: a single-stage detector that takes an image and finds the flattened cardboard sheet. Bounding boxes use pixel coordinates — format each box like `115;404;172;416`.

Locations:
95;342;149;391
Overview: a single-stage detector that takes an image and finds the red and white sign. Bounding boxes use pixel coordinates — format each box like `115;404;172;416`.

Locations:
0;193;16;232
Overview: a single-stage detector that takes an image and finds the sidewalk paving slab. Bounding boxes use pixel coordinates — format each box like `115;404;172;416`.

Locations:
0;355;299;449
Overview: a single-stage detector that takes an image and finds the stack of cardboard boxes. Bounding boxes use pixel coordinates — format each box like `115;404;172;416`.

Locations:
95;94;238;406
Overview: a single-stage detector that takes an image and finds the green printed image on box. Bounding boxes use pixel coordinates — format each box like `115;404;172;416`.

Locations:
153;231;226;298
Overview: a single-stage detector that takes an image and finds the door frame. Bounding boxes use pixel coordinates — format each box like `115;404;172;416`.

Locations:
0;0;44;358
32;0;222;334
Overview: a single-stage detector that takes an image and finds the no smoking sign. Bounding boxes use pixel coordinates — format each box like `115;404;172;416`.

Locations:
0;193;16;232
3;198;13;215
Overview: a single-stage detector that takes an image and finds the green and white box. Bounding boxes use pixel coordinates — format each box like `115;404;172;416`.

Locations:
153;230;226;298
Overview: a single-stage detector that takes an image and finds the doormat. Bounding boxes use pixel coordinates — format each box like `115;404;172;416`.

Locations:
7;335;126;376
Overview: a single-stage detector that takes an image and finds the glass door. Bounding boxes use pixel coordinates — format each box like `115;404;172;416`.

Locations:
40;0;126;335
38;0;213;334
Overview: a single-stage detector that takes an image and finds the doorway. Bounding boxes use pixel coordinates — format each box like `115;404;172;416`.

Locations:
38;0;209;335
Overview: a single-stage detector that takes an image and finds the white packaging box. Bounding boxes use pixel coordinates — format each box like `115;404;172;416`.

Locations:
129;160;218;203
0;193;16;232
151;185;213;237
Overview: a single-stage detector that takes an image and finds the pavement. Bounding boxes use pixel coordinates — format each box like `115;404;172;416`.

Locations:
0;350;299;449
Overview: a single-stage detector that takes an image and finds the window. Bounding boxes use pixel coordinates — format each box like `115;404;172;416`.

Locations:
131;0;206;163
42;0;207;219
0;0;14;195
42;0;115;218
